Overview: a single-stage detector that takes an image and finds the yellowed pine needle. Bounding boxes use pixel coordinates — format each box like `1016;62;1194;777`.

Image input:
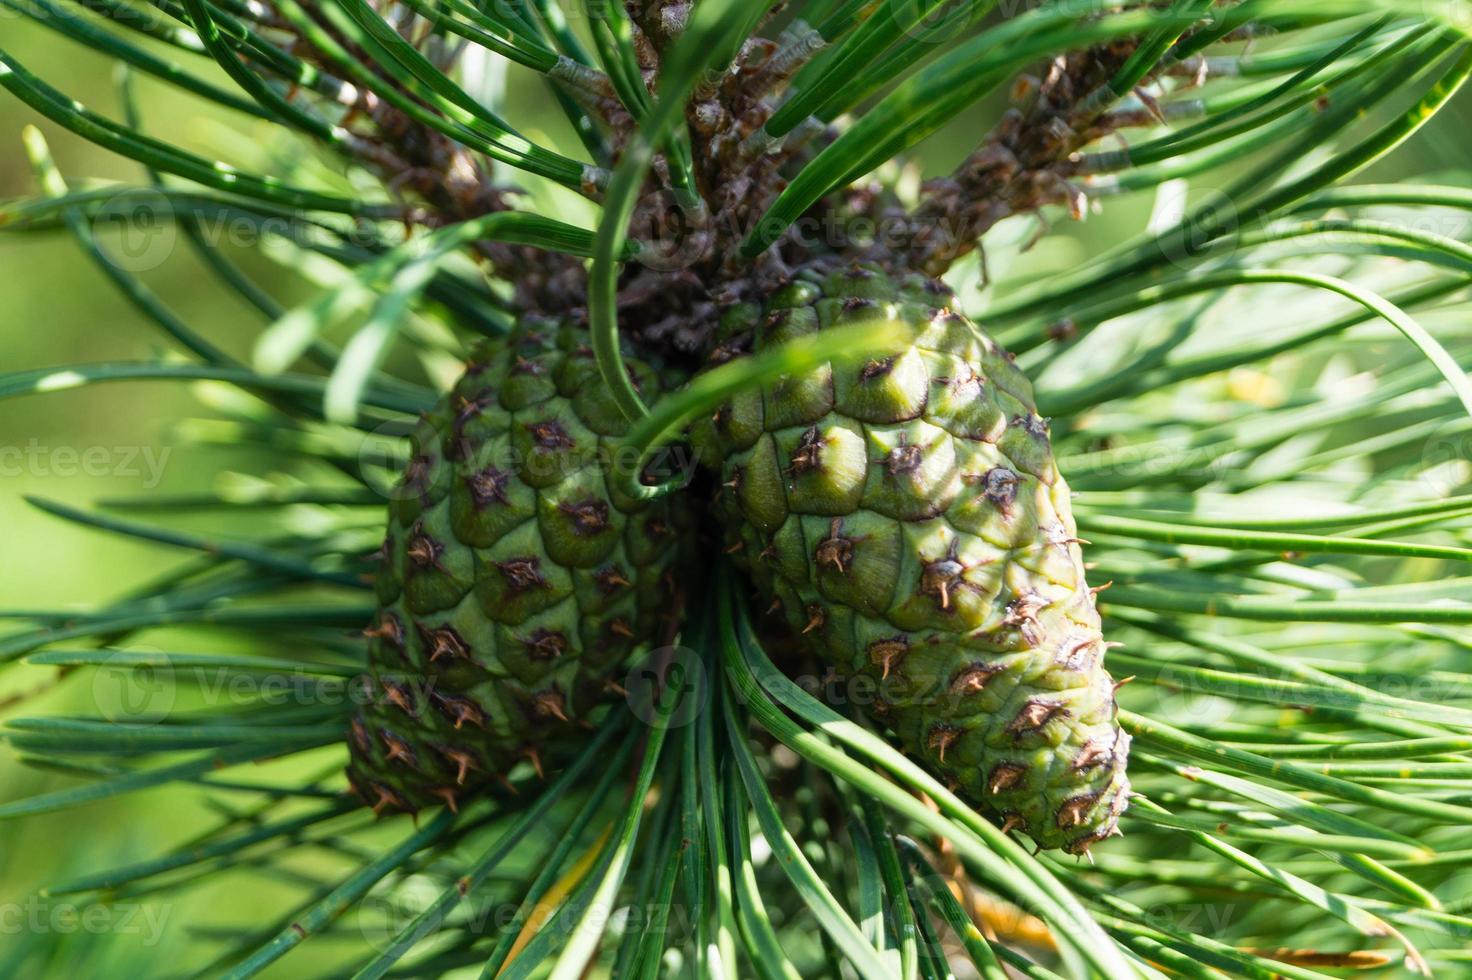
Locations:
919;789;1395;970
1247;948;1395;969
921;793;1058;950
948;881;1396;969
497;824;614;977
944;879;1396;971
960;887;1058;950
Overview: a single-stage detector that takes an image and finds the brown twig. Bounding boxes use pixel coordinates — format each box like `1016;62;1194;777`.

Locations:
898;42;1144;277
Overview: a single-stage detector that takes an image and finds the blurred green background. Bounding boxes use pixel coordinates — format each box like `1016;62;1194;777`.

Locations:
0;22;354;977
3;14;1472;975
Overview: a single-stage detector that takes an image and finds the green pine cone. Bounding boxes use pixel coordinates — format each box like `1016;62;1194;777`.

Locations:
693;263;1130;853
348;319;691;814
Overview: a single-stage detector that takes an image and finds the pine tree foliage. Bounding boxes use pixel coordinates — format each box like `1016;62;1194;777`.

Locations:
1;0;1471;976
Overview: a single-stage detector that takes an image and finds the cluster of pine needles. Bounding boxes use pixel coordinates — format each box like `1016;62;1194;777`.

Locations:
2;0;1472;977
